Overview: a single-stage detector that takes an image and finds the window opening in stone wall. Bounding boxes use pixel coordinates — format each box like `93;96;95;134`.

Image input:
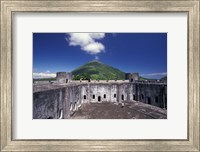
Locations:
84;95;86;99
93;95;95;99
133;94;136;100
114;94;116;98
74;103;77;111
121;94;124;100
70;103;73;111
59;109;63;119
147;97;151;104
155;96;158;103
98;96;101;101
104;94;106;98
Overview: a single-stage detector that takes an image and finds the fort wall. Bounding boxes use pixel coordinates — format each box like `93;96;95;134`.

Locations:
33;88;66;119
56;72;67;83
33;82;167;119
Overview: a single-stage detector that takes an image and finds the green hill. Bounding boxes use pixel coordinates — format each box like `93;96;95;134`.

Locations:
71;60;125;80
33;78;56;81
139;76;157;81
139;76;149;81
160;76;167;81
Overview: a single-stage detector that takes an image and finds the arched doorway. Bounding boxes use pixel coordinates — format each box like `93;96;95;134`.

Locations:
121;94;124;100
59;109;63;119
140;94;144;102
74;103;77;111
92;95;95;99
84;95;86;99
98;96;101;102
133;94;136;100
147;97;151;104
155;96;159;103
70;103;73;111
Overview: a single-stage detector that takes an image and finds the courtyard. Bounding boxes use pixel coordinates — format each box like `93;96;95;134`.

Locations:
71;101;167;119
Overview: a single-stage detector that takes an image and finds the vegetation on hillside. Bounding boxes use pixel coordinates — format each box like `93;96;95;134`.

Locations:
139;76;148;81
160;76;167;81
72;60;125;80
139;76;157;81
33;61;166;82
73;73;91;80
33;77;56;81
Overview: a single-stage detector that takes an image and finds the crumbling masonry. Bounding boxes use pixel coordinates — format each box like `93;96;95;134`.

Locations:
33;72;167;119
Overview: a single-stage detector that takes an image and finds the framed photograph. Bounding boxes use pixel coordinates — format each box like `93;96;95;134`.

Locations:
33;32;167;120
1;0;199;151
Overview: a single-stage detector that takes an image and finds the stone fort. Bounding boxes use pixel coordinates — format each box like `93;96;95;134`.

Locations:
33;72;167;119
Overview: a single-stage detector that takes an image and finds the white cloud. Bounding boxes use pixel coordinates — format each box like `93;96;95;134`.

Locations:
142;72;167;76
89;33;105;39
66;33;105;55
33;73;56;79
67;33;93;46
141;72;167;79
82;42;104;54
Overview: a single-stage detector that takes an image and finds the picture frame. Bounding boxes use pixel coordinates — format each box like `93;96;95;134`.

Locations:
1;0;199;151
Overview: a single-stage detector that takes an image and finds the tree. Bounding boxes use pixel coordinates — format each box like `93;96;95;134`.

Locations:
81;73;91;80
73;73;91;80
73;75;81;80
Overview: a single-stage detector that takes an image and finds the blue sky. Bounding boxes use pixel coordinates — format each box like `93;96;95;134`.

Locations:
33;33;167;79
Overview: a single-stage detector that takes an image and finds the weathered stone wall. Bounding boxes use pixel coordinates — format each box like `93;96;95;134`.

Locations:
129;73;139;82
66;73;73;82
56;72;67;83
125;73;131;80
135;83;167;108
66;82;166;108
90;84;112;102
33;82;167;119
33;80;50;84
33;88;66;119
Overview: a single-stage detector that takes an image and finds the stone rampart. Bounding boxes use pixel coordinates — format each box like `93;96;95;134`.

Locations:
33;82;167;119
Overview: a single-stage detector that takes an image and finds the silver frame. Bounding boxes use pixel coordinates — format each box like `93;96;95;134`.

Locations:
1;0;199;151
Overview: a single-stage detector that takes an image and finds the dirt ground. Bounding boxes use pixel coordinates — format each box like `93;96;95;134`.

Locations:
71;101;167;119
